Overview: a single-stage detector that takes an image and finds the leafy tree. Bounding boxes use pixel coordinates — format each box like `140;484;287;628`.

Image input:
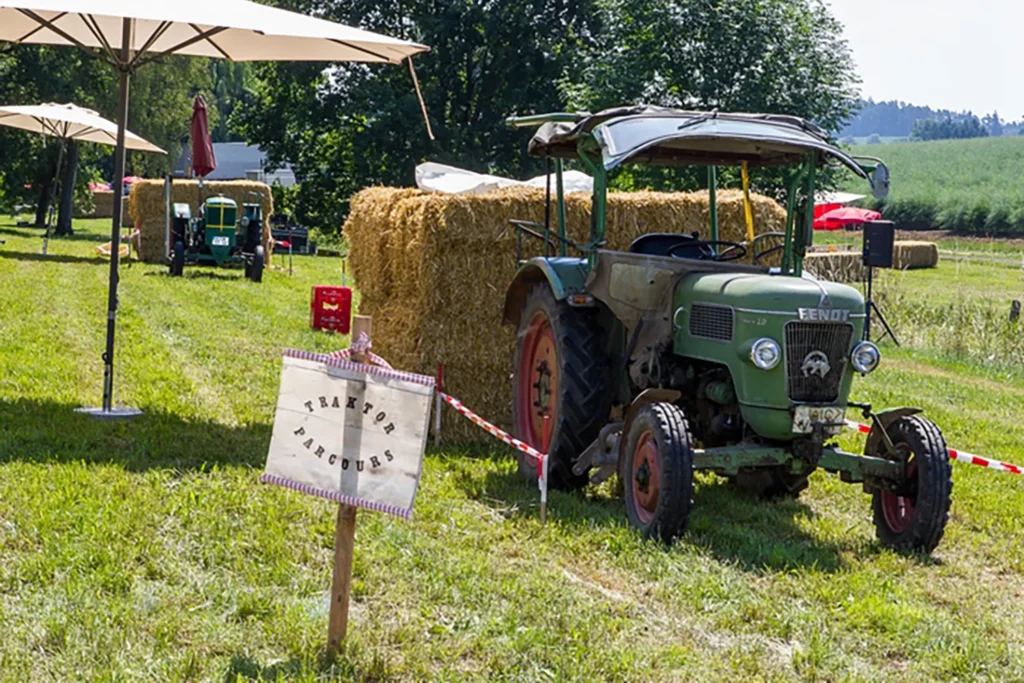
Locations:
236;0;859;230
866;133;882;145
559;0;859;193
234;0;602;230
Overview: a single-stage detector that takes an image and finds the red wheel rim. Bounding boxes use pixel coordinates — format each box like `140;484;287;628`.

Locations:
516;310;558;449
881;449;917;534
631;430;660;524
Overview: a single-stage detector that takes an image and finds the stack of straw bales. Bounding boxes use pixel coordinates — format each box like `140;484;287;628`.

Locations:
346;186;787;442
128;180;274;264
805;241;939;282
88;190;133;226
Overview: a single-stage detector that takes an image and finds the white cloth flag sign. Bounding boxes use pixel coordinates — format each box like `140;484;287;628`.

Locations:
261;350;435;518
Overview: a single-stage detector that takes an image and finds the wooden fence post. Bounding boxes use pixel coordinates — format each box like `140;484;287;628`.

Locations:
326;314;371;656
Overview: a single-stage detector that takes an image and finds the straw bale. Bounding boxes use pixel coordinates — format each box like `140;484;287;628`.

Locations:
894;240;939;269
87;190;133;226
346;186;787;442
128;180;274;264
805;241;939;282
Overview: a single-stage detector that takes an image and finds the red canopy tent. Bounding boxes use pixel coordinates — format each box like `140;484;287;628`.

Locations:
814;207;882;231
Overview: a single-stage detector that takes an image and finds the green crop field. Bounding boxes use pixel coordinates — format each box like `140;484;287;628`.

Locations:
2;218;1024;681
842;136;1024;234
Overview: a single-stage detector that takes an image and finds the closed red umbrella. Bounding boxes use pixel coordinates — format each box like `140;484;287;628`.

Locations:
814;207;882;231
190;95;216;178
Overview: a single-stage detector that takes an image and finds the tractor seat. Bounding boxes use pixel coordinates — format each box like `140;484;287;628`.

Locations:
629;232;706;259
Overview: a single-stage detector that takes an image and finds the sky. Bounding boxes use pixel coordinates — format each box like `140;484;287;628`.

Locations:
827;0;1021;118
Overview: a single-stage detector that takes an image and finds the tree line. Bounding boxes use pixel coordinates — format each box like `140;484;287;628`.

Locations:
2;0;860;234
843;99;1019;142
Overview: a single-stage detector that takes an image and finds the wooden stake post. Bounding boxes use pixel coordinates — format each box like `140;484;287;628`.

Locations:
327;314;370;656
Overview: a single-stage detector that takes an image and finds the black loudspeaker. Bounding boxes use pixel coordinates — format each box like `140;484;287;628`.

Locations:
863;220;895;268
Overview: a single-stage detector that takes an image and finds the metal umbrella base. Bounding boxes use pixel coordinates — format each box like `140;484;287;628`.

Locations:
75;406;143;419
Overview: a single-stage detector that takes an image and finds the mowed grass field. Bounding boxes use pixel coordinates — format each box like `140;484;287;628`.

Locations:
1;218;1024;681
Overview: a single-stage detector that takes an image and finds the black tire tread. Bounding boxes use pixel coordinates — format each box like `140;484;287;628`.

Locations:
513;283;611;490
623;403;694;543
872;415;953;553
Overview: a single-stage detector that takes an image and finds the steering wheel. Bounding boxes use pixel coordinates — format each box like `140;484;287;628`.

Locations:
751;232;787;265
668;239;748;262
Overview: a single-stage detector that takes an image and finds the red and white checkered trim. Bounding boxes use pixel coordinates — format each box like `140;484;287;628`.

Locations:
284;348;434;387
844;420;1022;475
440;393;546;462
326;332;394;369
260;473;412;518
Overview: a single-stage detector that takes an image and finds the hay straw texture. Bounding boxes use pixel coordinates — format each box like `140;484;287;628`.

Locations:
804;241;939;282
128;180;274;264
346;186;787;442
88;190;133;226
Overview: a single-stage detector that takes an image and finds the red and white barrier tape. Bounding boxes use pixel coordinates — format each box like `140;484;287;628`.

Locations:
440;393;546;463
844;420;1022;475
327;332;394;369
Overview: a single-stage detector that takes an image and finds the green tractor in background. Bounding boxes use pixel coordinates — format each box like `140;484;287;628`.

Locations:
504;106;952;553
170;192;266;282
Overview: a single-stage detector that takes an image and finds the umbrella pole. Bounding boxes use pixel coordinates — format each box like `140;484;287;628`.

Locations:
42;138;66;256
80;17;142;419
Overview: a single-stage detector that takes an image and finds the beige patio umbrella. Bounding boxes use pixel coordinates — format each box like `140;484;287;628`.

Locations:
0;1;429;417
0;102;165;254
0;102;165;153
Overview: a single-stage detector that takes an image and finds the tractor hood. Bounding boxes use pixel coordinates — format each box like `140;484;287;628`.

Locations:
677;271;866;317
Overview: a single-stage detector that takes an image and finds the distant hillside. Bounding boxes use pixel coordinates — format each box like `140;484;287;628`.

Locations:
841;136;1024;233
840;100;1017;139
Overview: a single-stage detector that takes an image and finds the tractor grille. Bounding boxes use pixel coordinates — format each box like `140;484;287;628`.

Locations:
785;322;853;402
689;304;734;341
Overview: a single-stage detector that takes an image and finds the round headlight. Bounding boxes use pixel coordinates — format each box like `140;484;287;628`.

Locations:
851;341;881;374
750;338;781;370
241;216;251;228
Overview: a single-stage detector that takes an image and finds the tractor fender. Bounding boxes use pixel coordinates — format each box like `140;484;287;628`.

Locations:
617;389;683;474
502;257;588;326
865;407;923;457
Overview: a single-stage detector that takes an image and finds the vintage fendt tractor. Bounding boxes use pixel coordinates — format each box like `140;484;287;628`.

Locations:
169;192;266;282
504;107;952;553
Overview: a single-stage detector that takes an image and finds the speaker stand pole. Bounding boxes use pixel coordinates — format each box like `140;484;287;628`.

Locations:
864;265;900;347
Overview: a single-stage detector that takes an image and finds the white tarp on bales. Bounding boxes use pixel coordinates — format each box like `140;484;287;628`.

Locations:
415;162;593;195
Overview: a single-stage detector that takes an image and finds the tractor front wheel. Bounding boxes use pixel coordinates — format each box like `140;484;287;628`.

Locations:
170;241;185;277
249;246;265;283
622;402;694;543
871;415;952;553
512;283;611;490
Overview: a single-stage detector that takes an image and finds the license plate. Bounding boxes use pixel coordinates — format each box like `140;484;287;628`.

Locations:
211;236;230;247
792;405;845;435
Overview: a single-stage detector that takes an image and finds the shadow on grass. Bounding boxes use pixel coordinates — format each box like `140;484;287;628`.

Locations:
143;270;245;281
224;655;306;682
0;250;109;265
440;444;858;573
0;398;270;471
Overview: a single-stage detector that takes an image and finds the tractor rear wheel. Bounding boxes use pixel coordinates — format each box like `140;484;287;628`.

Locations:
871;416;952;553
170;241;185;277
622;402;694;543
512;283;611;490
249;246;265;283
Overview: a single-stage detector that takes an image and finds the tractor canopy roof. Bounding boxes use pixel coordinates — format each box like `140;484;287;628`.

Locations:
520;105;867;178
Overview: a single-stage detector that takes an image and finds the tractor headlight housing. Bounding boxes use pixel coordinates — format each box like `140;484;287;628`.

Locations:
241;216;251;228
851;341;881;374
750;338;782;371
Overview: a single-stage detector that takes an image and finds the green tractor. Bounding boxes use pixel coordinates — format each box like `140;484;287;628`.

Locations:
169;193;266;282
504;106;951;553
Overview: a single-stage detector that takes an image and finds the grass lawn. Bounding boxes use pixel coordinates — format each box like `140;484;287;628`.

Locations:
1;218;1023;681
